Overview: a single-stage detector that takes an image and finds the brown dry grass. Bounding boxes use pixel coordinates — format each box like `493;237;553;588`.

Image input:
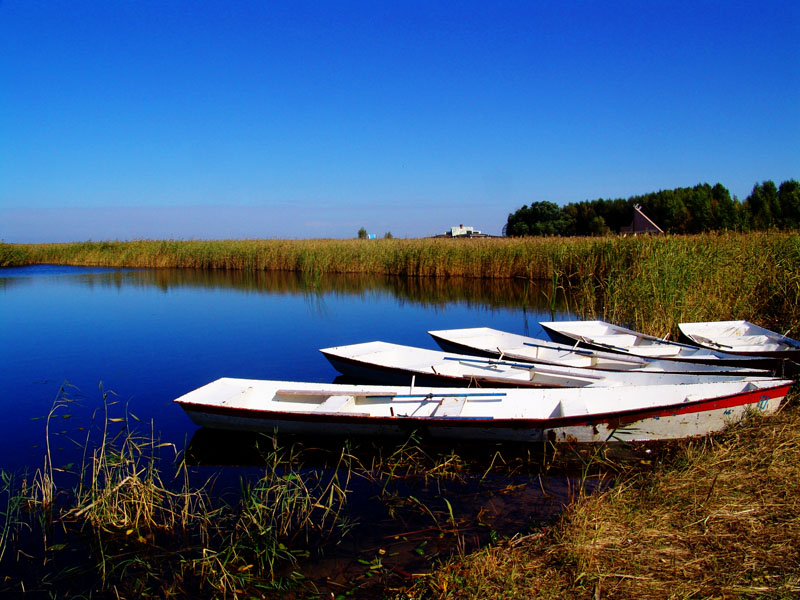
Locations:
399;391;800;599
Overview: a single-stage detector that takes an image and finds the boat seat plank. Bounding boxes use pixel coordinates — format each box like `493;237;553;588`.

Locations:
314;395;355;412
435;396;467;417
629;346;682;356
277;388;397;398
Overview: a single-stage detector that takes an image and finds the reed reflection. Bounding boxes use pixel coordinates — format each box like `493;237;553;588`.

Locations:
37;268;573;314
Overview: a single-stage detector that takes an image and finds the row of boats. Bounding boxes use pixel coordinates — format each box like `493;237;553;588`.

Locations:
175;320;799;443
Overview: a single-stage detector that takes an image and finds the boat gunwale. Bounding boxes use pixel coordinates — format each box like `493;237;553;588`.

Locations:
175;380;793;431
428;328;774;375
320;347;606;389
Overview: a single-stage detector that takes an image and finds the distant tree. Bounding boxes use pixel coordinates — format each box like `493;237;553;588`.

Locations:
587;215;611;236
505;201;569;236
682;184;714;233
561;200;613;236
503;180;800;237
710;183;740;230
638;189;690;233
778;180;800;229
593;198;631;232
384;231;393;239
357;227;367;239
744;181;780;230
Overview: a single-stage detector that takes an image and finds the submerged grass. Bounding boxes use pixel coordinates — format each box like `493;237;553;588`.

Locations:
399;391;800;600
3;232;799;334
2;388;583;598
0;388;358;598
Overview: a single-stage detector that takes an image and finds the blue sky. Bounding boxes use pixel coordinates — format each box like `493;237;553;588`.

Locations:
1;1;798;242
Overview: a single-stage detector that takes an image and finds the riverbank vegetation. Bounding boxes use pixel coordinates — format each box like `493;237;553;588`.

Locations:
3;231;799;335
3;389;797;598
400;392;800;600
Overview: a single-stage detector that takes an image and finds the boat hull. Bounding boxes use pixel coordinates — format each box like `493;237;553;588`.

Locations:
176;379;792;443
678;320;800;363
540;320;779;370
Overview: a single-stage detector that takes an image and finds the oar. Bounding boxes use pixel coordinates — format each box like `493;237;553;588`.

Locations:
368;391;507;401
779;330;800;349
442;356;606;380
522;341;595;356
691;334;734;349
576;335;631;354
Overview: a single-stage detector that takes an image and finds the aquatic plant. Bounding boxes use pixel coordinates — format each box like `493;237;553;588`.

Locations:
2;385;593;598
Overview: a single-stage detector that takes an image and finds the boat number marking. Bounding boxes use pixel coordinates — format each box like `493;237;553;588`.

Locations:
757;395;769;411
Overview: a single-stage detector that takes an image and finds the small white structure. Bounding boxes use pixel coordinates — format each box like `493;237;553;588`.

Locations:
433;224;492;238
450;224;476;237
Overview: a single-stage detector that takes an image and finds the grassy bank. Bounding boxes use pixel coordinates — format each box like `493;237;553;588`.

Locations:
3;232;799;335
399;392;800;600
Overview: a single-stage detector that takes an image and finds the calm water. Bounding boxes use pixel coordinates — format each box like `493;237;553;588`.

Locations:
1;265;570;474
3;265;596;595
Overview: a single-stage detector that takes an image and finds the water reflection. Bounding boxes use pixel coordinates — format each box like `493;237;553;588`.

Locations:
2;267;568;313
0;265;593;597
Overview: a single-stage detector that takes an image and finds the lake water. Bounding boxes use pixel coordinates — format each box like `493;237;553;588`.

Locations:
2;265;586;594
2;265;573;474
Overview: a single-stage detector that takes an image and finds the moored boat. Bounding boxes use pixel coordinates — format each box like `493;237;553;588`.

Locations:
428;327;770;375
320;341;772;388
678;320;800;360
539;320;776;369
174;377;794;443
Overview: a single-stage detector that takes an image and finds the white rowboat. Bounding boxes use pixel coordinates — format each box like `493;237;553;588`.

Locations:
678;320;800;360
320;341;772;388
174;377;794;443
428;327;770;375
540;320;774;368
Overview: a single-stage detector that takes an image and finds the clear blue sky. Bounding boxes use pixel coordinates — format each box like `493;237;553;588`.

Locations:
1;1;798;242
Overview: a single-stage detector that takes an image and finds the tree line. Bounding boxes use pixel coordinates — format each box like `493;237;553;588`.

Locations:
504;180;800;236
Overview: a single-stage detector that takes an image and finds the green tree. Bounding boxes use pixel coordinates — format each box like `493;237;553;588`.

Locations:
744;181;779;230
683;184;713;233
778;180;800;229
710;183;740;230
505;201;569;236
357;227;367;239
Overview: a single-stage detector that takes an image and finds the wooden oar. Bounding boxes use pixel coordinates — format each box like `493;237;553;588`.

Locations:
441;356;606;380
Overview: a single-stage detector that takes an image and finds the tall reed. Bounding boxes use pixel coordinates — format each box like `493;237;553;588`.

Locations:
3;232;798;333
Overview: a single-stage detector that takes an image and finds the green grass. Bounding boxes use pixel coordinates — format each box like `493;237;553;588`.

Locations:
0;388;358;598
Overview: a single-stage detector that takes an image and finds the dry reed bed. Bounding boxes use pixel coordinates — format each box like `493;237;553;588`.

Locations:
400;394;800;600
3;232;799;335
